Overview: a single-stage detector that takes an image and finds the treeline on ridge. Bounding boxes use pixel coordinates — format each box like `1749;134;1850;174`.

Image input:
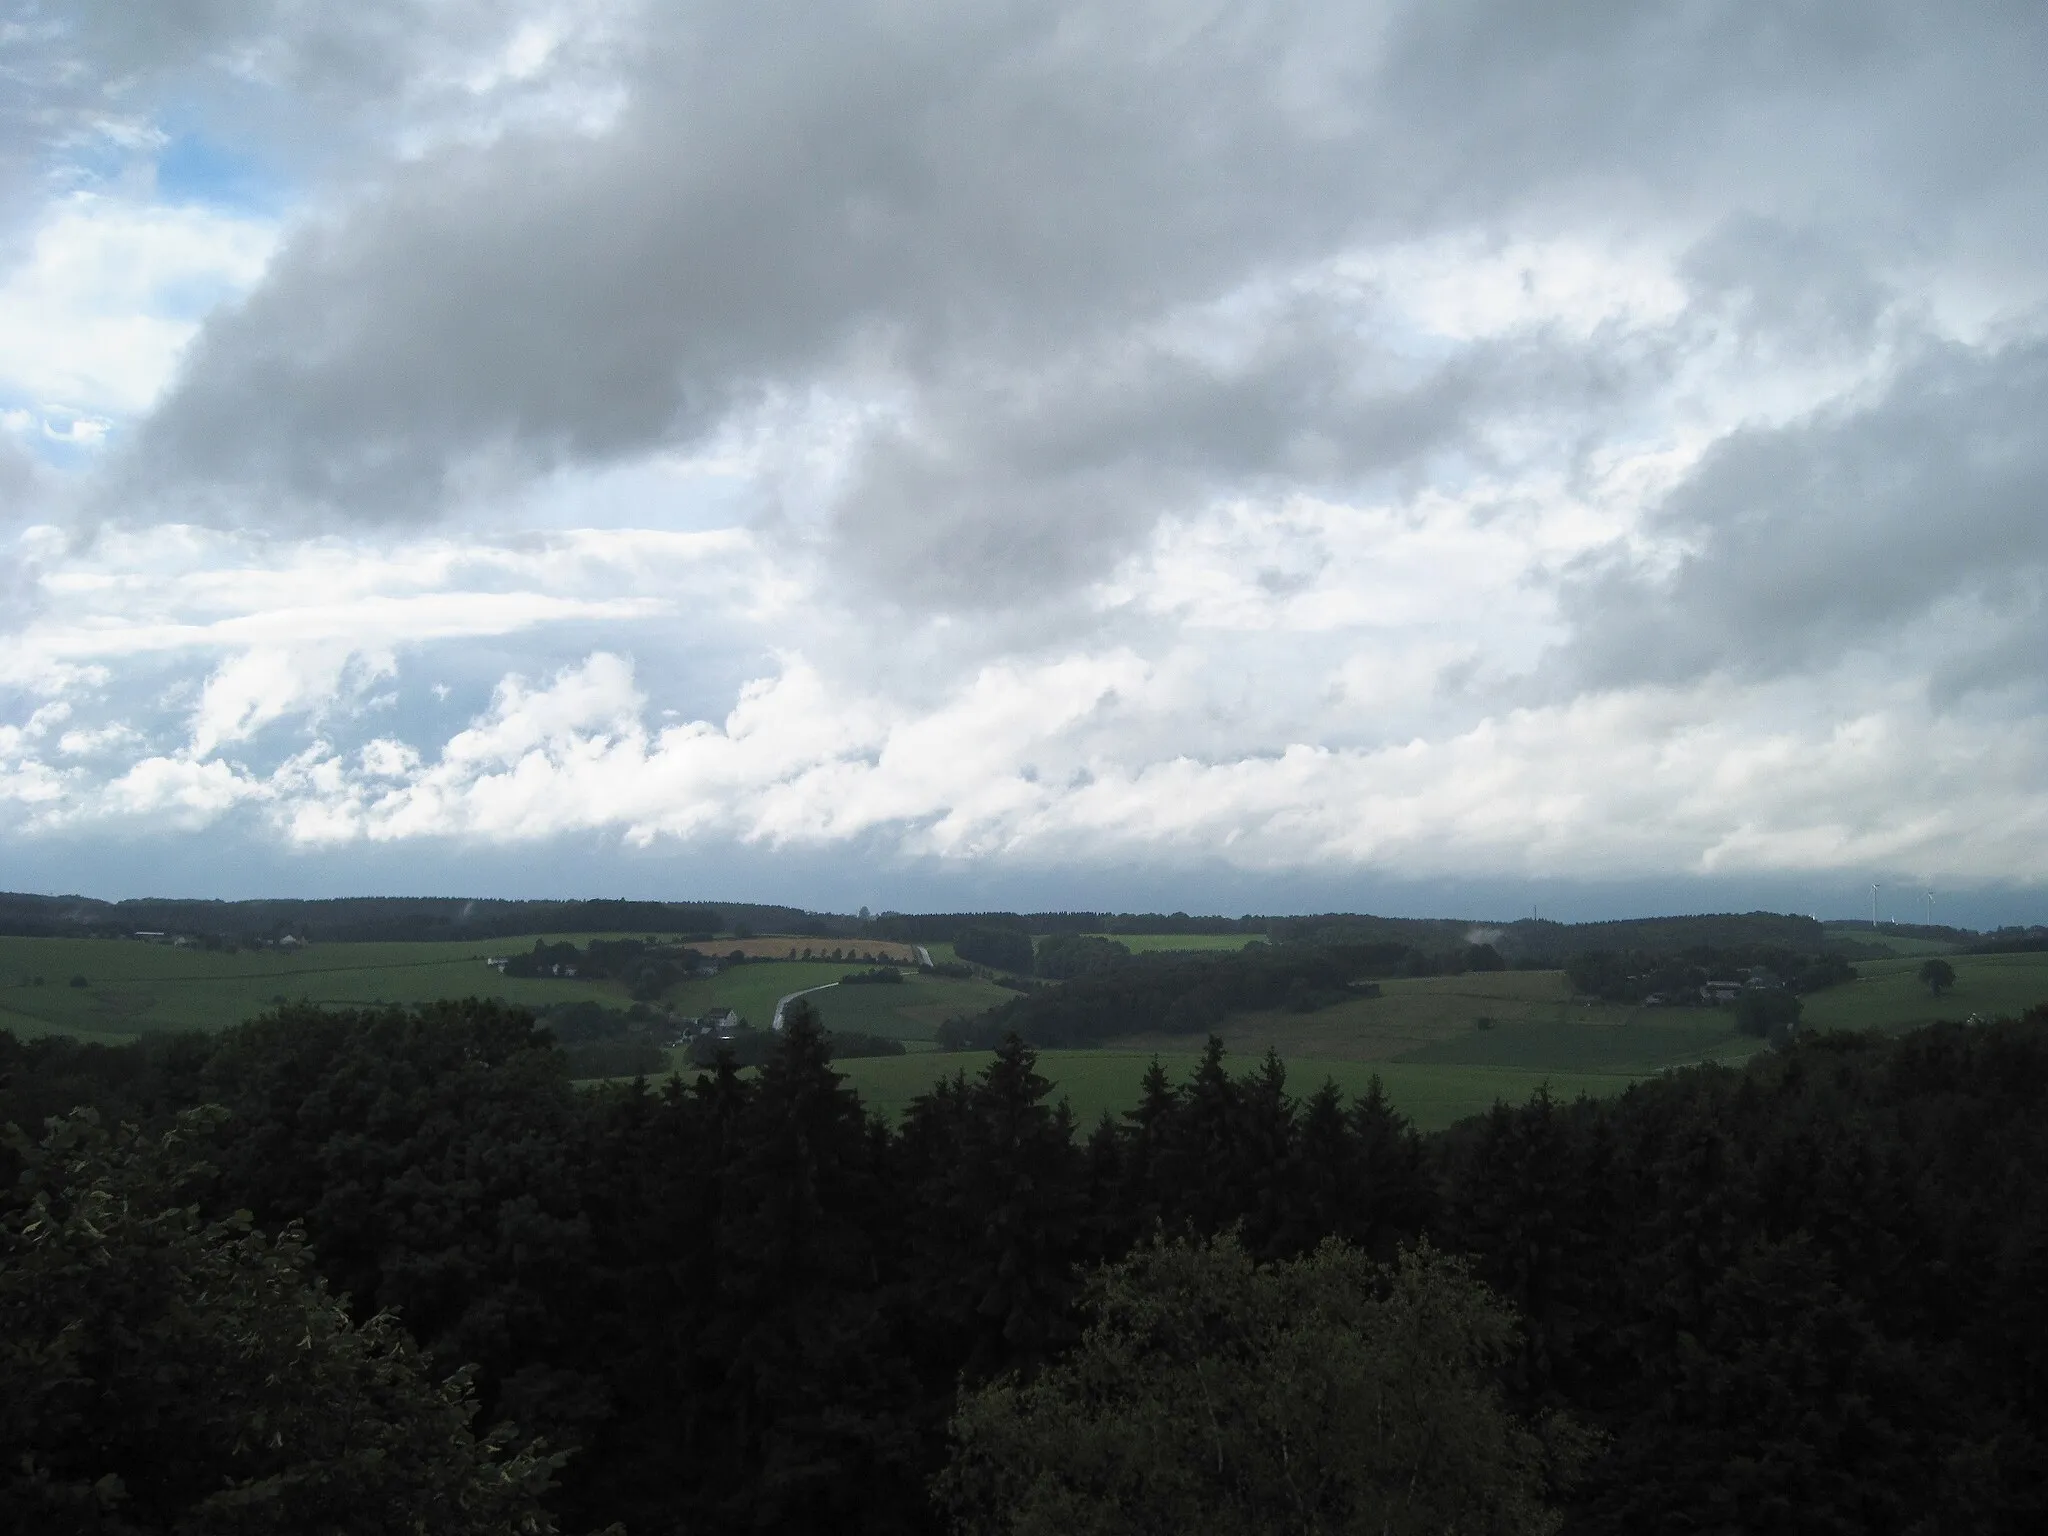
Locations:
1;889;1885;968
5;1002;2048;1532
503;937;713;998
0;891;751;944
867;910;1268;943
933;911;1848;987
1968;925;2048;954
1563;945;1856;1003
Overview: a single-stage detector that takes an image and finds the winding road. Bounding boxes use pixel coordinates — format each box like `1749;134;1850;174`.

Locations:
770;981;838;1031
771;945;929;1029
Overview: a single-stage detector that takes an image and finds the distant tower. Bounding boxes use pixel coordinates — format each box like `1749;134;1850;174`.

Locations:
1872;882;1881;929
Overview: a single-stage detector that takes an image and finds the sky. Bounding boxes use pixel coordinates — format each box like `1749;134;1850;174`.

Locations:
3;1;2047;926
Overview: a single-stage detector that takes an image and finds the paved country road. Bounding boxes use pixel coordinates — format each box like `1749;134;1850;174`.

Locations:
915;946;933;967
771;981;838;1031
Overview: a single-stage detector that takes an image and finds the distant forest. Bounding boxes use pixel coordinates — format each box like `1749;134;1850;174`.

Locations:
0;888;1898;959
0;891;753;943
6;1001;2048;1532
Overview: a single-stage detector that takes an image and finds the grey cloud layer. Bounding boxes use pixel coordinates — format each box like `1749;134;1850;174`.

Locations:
3;1;599;160
13;0;2023;750
830;295;1646;606
124;4;2048;550
129;4;1388;517
0;436;45;628
1559;335;2048;692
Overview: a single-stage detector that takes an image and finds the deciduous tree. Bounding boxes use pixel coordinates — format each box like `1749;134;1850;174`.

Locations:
1918;957;1957;996
936;1233;1585;1536
0;1110;564;1535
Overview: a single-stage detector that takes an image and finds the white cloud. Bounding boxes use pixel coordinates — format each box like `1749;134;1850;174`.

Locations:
357;737;421;778
56;722;145;756
0;193;277;430
100;753;266;828
0;759;69;806
7;521;746;670
1332;233;1691;345
187;647;376;756
6;644;2032;896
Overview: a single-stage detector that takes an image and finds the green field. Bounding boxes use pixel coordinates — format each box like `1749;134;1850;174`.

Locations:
1800;951;2048;1034
0;935;1013;1045
806;974;1013;1040
662;961;848;1031
0;935;630;1038
1822;924;1960;957
1078;933;1266;954
827;1048;1642;1132
914;934;1262;963
13;932;2044;1133
1100;968;1753;1070
657;961;1012;1038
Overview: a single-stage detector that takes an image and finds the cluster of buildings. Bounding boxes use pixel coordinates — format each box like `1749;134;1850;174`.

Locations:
1645;968;1786;1007
132;931;304;950
666;1010;744;1047
484;955;580;977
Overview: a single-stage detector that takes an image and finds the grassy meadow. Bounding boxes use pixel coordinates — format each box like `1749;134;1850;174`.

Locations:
0;935;623;1039
1799;950;2048;1034
885;954;2048;1129
1821;923;1961;956
761;967;1783;1130
805;974;1013;1041
1099;968;1763;1069
658;961;1010;1037
0;935;1014;1047
1079;933;1265;954
9;930;2044;1134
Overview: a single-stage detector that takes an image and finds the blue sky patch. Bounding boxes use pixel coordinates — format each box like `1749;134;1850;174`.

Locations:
153;131;287;216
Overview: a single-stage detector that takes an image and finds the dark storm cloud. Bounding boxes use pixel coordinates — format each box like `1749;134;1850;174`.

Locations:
1557;335;2048;691
106;2;2048;612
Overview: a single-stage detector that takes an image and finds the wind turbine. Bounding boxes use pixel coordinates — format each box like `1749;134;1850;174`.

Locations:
1872;882;1881;929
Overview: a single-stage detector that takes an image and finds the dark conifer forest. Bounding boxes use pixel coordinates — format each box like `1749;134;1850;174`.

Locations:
6;998;2048;1532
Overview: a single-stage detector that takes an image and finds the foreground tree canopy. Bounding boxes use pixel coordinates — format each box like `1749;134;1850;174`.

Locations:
0;1110;562;1536
940;1234;1586;1536
2;1000;2047;1533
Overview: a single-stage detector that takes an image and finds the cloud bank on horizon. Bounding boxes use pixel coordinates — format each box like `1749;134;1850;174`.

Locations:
3;1;2047;918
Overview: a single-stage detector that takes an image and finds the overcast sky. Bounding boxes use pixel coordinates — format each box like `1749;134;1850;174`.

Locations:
3;1;2047;925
